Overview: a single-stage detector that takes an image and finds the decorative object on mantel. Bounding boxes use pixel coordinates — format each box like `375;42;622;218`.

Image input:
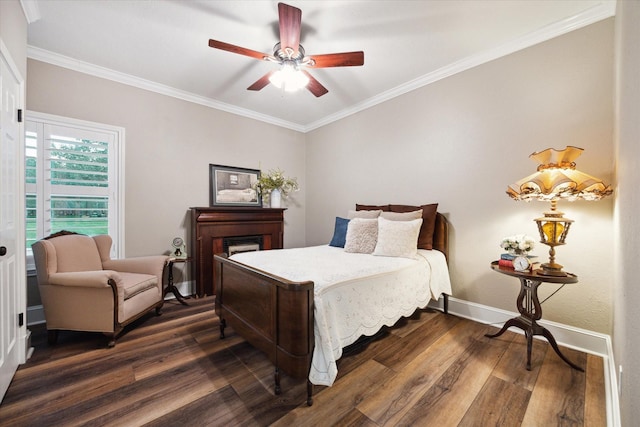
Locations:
506;146;612;276
254;168;299;208
209;164;261;207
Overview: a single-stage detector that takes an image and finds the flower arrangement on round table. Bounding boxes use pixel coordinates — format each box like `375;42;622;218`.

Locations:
253;168;299;208
500;234;536;255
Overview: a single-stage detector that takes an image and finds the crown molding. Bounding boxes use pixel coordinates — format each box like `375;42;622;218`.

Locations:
27;1;615;134
303;1;616;132
20;0;41;24
26;46;306;133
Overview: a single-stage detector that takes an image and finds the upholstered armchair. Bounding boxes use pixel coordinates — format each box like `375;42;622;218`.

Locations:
32;231;169;347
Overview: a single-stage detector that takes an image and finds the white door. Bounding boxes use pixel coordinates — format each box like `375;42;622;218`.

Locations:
0;44;24;402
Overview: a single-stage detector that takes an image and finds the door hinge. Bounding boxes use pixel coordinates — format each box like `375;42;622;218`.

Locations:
18;312;24;327
17;109;23;123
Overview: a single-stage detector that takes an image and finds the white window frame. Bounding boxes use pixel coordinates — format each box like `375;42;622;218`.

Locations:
25;111;125;269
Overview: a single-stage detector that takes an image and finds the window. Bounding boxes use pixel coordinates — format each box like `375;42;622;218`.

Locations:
25;112;124;269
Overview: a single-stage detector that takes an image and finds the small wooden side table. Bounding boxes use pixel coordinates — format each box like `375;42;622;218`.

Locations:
486;261;583;372
165;257;191;306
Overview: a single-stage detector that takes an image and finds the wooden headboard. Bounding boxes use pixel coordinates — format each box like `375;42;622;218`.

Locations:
433;212;449;263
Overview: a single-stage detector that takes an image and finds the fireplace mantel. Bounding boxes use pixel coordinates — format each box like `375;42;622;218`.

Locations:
189;207;285;297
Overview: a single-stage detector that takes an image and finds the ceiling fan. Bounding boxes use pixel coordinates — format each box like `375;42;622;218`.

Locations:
208;2;364;97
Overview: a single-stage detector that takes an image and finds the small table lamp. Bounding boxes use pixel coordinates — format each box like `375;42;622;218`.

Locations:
507;146;612;276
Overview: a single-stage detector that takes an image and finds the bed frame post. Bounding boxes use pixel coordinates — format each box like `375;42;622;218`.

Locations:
219;318;226;339
274;367;281;395
434;213;450;316
306;380;313;406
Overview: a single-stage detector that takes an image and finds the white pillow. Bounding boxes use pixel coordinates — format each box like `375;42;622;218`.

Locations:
344;218;378;254
373;217;423;258
380;209;423;221
347;209;382;219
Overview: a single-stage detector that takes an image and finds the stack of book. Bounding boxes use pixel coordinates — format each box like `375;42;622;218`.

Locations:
498;253;537;268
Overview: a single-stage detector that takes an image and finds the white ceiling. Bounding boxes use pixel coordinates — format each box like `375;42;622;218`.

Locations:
24;0;615;132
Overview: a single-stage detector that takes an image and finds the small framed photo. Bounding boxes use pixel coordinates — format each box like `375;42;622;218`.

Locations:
209;164;261;207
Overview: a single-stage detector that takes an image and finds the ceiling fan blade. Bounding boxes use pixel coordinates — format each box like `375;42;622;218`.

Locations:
302;70;328;97
247;72;274;91
278;3;302;54
209;39;269;61
308;51;365;68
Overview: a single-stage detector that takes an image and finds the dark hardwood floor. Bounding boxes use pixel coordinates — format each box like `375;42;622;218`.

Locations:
0;296;606;426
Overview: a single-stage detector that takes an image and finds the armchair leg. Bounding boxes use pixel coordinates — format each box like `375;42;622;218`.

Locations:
155;306;162;316
47;330;58;345
106;334;116;348
105;325;122;348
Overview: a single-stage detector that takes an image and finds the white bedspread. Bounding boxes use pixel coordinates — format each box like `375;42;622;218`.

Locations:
230;245;452;386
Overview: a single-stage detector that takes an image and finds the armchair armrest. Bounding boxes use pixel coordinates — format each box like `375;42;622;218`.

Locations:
48;270;120;288
102;255;169;277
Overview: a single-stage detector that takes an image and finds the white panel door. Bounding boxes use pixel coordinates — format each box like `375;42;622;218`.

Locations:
0;47;21;402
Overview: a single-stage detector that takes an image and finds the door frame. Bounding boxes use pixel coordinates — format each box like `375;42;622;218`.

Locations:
0;37;29;402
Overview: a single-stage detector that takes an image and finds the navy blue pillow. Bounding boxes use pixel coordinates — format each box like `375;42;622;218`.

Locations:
329;217;350;248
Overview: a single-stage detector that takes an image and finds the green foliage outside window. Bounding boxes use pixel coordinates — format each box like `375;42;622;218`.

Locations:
26;138;110;248
25;194;108;248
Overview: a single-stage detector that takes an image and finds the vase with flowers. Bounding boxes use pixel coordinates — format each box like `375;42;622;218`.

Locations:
500;234;536;256
254;168;299;208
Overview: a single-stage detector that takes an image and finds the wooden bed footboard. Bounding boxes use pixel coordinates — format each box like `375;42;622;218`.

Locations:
214;253;315;404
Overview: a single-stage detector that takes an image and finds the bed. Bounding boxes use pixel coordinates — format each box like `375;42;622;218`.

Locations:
213;205;451;405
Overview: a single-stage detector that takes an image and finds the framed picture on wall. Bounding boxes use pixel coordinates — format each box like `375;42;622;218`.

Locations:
209;164;262;207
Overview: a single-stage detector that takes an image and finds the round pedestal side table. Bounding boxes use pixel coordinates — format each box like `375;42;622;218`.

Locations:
486;261;583;372
165;257;192;306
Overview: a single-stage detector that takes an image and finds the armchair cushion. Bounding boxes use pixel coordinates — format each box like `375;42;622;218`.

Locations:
103;256;168;278
48;271;118;288
117;272;158;300
47;270;158;300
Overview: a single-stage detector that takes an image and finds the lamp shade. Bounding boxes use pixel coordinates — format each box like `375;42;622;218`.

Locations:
506;146;612;202
506;146;612;276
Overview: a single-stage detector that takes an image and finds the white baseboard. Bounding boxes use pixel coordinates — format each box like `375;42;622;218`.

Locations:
428;296;620;427
434;296;610;355
27;304;46;325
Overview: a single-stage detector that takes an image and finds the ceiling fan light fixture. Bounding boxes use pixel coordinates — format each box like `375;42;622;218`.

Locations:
208;3;363;97
269;61;309;92
273;42;306;61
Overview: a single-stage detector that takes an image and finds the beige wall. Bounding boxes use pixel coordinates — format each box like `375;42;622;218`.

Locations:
306;19;615;334
0;0;27;78
27;59;307;253
613;1;640;424
26;59;307;303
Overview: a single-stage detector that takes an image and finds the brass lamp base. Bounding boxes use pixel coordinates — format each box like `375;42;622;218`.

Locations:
534;200;573;278
537;262;568;277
